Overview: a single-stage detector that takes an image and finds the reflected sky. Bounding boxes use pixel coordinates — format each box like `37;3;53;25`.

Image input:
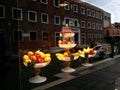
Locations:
82;0;120;23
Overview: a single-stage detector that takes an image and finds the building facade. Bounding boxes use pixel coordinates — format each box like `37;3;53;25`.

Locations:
0;0;111;55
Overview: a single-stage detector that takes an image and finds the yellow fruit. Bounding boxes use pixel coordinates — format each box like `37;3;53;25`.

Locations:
44;57;51;62
56;53;64;57
23;55;29;61
23;59;31;67
27;51;33;57
67;41;71;44
40;53;45;59
63;52;69;57
45;53;51;57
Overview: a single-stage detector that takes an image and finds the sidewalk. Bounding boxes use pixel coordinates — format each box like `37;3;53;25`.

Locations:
33;55;120;90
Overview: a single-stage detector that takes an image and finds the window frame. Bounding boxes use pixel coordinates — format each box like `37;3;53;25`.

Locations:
28;10;37;22
81;7;85;15
41;13;49;24
12;7;22;20
29;31;37;41
72;4;78;13
81;21;85;28
87;9;91;16
53;0;60;8
42;31;49;41
40;0;48;4
0;5;5;18
64;1;70;10
54;16;60;25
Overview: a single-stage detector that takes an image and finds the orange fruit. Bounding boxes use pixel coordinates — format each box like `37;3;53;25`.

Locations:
30;55;37;61
58;40;62;44
63;52;69;57
27;51;33;57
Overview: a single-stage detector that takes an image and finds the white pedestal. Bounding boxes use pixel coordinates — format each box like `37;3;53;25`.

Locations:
82;63;93;67
61;67;75;73
29;76;47;83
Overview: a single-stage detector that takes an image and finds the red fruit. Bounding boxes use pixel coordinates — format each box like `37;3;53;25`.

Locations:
89;50;95;54
34;52;41;58
37;57;44;63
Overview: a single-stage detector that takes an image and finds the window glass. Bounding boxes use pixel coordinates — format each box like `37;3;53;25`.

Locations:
41;13;48;23
54;16;60;25
42;32;48;41
30;31;36;40
12;8;22;20
28;11;37;22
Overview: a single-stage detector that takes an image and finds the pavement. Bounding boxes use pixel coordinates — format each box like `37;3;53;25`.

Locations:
1;54;120;90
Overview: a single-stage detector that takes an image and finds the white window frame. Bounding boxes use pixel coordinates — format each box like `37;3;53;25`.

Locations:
91;10;95;17
54;16;60;25
81;21;85;28
81;7;85;15
96;12;99;18
92;23;95;29
87;22;91;29
99;13;102;19
41;13;49;24
87;9;91;16
74;19;79;27
64;1;70;10
53;0;60;8
0;5;5;18
72;4;78;13
40;0;48;4
96;23;99;30
28;10;37;22
12;7;22;20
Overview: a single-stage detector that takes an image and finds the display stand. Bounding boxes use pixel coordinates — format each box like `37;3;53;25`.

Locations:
79;51;97;67
56;24;79;73
29;62;50;83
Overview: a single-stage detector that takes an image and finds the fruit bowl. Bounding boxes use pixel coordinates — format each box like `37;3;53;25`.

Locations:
56;52;79;72
22;50;51;83
59;44;76;49
56;55;79;61
33;61;50;68
78;47;97;67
